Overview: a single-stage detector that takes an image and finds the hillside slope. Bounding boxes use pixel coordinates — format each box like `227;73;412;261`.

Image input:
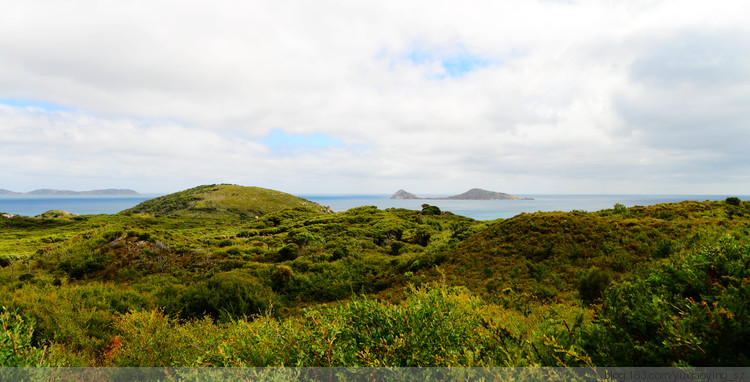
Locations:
120;184;330;217
434;200;750;301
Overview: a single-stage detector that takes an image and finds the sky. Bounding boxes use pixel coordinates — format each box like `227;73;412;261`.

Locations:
1;0;749;195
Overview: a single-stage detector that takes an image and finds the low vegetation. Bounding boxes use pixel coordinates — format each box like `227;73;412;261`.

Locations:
1;187;748;367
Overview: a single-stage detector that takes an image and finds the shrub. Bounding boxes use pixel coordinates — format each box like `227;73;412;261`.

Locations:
276;284;492;366
726;197;741;206
389;242;405;256
271;265;294;286
109;309;217;366
408;227;432;247
613;203;628;216
58;250;111;279
289;230;324;247
1;308;49;366
583;236;750;366
421;204;441;216
577;267;611;304
278;244;300;262
178;273;275;321
330;248;348;261
654;239;675;258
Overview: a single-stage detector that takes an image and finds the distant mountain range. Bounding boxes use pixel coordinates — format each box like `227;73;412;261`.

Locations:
0;188;140;196
391;188;532;200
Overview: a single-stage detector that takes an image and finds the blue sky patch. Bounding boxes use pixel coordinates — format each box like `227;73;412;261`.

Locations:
404;46;494;78
261;128;344;152
441;55;492;77
0;98;71;111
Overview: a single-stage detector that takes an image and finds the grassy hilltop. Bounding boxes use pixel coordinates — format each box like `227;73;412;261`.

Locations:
1;186;749;368
120;184;330;217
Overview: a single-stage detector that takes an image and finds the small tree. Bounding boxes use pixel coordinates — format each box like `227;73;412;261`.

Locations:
578;267;611;304
271;265;294;285
421;204;441;215
613;203;628;216
726;197;741;206
278;244;300;261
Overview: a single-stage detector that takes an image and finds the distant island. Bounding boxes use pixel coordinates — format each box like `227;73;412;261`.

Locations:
391;188;532;200
0;188;140;196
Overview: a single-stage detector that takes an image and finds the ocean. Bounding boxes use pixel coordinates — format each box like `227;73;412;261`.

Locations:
1;194;744;221
0;195;160;218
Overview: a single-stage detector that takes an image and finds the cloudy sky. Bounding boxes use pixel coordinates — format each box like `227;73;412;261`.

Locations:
1;0;749;195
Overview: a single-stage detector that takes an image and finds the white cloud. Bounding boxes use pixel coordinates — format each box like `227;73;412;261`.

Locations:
1;0;749;194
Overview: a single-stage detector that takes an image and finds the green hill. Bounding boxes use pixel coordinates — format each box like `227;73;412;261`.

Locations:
120;184;331;217
434;200;750;301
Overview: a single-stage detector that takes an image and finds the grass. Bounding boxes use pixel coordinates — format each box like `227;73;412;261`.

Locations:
120;184;331;217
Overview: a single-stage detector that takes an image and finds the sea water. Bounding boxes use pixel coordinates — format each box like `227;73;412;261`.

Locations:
0;195;159;217
304;194;744;220
0;194;743;221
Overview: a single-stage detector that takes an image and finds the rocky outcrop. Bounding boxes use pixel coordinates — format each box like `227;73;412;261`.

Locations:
390;189;420;199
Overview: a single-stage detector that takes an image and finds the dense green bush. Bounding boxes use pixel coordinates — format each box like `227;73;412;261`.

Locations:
577;267;611;304
726;197;741;206
58;250;111;279
654;239;676;258
271;265;294;287
1;308;48;366
421;204;441;216
277;244;300;261
177;273;276;321
584;236;750;366
613;203;628;216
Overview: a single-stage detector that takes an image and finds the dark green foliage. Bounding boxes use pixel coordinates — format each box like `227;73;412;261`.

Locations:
577;267;611;304
421;204;441;216
654;239;675;258
389;241;405;256
1;308;48;366
533;242;555;260
450;221;477;240
289;230;317;245
59;250;111;279
726;196;741;206
613;203;628;216
409;226;431;247
526;261;549;282
271;265;294;287
584;236;750;366
330;247;349;261
177;273;275;321
277;243;300;261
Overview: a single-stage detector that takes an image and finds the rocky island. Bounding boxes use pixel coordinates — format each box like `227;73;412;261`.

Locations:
391;188;531;200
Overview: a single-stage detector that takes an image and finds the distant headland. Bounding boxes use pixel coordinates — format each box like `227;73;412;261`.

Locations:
391;188;532;200
0;188;140;196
